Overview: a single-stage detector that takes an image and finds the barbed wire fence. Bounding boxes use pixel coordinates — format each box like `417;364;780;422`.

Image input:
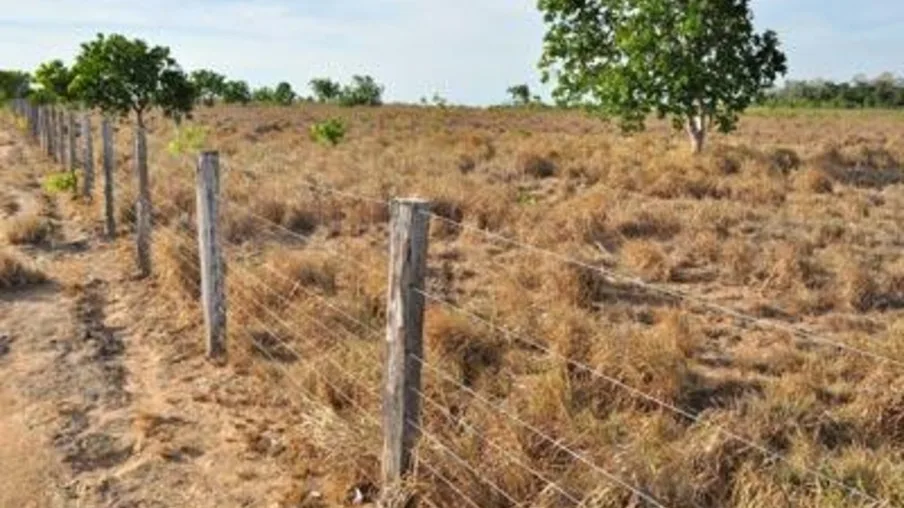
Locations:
6;99;899;507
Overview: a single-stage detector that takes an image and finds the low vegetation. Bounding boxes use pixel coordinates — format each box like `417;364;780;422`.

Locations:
116;102;904;507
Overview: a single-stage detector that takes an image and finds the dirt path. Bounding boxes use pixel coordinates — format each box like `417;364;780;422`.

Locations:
0;120;310;507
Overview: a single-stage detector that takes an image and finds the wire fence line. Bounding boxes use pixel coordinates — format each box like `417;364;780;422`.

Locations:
7;100;898;507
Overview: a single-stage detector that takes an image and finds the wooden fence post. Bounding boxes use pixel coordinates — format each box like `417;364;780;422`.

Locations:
102;118;115;237
382;198;431;486
82;113;94;199
135;126;152;277
37;107;45;150
196;151;226;360
68;111;77;173
56;109;65;165
47;106;56;159
27;102;37;140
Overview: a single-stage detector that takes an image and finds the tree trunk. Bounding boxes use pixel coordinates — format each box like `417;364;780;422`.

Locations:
686;116;706;154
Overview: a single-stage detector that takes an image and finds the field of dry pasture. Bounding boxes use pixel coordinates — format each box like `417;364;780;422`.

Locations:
90;104;904;506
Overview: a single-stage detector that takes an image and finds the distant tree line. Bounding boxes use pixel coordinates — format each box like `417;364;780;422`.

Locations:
1;42;385;110
761;73;904;109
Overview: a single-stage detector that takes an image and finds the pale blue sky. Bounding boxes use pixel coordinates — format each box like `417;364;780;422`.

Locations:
0;0;901;105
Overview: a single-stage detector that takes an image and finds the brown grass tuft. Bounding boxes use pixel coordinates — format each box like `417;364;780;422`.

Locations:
154;224;200;301
794;167;834;194
0;250;47;289
5;215;52;245
620;239;672;282
516;151;557;178
425;308;504;389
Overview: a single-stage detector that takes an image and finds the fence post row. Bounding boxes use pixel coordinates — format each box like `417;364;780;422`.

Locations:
382;198;431;487
82;113;94;198
196;151;227;360
102;118;115;237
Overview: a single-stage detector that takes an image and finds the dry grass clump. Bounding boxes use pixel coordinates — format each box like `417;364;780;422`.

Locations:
425;308;505;391
515;150;557;178
4;214;52;245
620;239;672;282
154;223;200;301
794;166;835;194
0;250;47;289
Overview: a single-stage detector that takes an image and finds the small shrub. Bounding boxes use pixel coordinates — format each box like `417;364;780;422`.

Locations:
310;119;346;146
166;125;209;156
42;172;77;194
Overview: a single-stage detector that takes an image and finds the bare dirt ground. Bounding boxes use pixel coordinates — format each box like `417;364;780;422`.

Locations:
0;122;320;508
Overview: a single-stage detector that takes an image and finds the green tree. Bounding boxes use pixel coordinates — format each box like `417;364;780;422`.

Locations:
538;0;787;153
69;33;196;127
222;80;252;104
69;33;195;277
507;84;531;106
190;69;227;106
273;81;296;105
338;75;384;107
252;86;276;103
310;78;342;103
34;60;75;103
0;70;31;101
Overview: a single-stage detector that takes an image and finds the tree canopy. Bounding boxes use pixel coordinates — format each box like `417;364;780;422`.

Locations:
338;75;384;107
222;80;252;104
0;70;30;101
190;69;227;106
273;81;296;105
34;60;75;103
310;78;342;103
69;33;195;126
538;0;787;152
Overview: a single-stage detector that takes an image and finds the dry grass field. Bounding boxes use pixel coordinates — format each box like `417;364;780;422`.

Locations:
23;104;904;506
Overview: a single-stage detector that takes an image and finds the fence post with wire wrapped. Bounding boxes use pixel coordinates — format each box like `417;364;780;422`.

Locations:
382;198;430;487
196;151;227;360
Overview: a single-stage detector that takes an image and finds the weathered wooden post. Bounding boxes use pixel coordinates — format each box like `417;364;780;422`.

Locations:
102;118;115;237
196;151;226;360
59;109;66;166
135;126;152;277
56;108;66;165
46;106;56;159
382;198;430;486
82;113;94;199
68;111;77;174
27;102;37;140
